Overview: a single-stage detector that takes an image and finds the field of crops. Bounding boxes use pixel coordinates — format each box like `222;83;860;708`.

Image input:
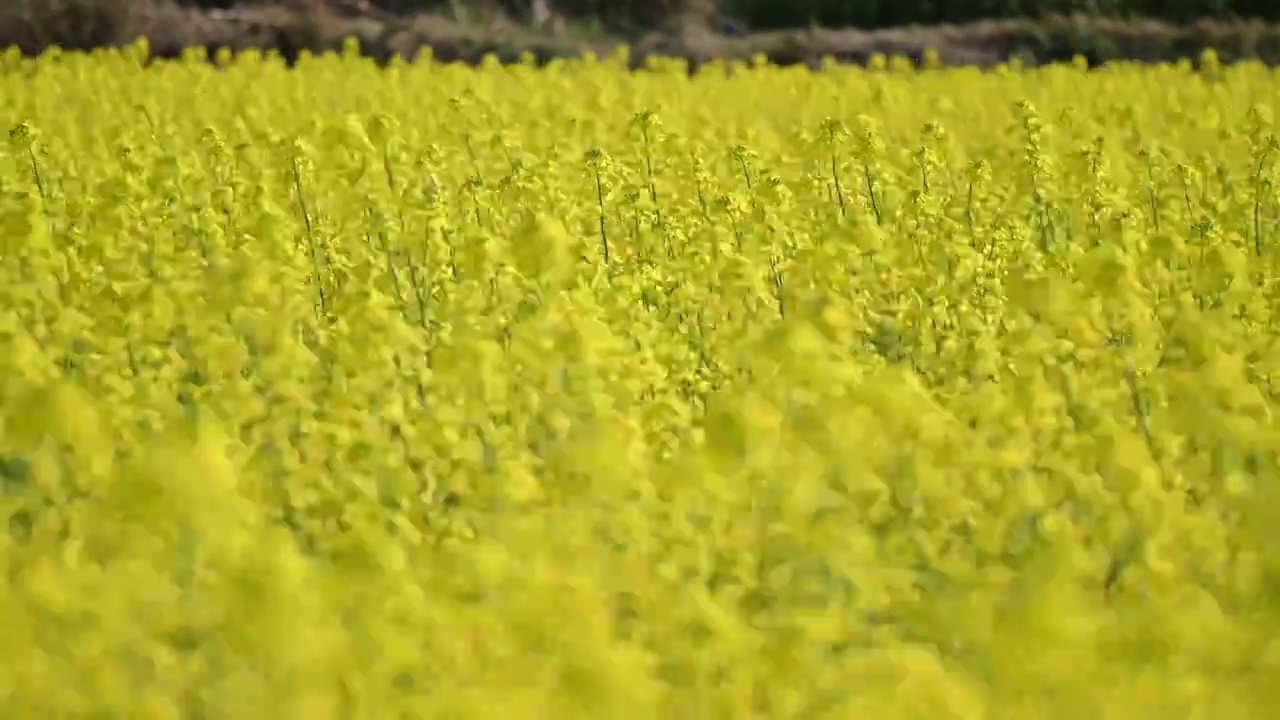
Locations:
2;40;1280;717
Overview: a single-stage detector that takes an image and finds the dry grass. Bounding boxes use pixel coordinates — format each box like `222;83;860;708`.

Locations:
4;2;1280;69
0;0;154;52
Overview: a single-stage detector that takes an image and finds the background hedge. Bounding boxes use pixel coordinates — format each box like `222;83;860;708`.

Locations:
9;0;1280;68
171;0;1280;31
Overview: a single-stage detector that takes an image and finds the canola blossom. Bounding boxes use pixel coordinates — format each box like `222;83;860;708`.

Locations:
1;40;1279;718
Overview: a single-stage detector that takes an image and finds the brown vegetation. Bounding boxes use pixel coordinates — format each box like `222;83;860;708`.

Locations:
5;0;1280;68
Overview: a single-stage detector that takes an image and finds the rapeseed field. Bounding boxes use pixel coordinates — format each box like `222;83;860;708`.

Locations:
1;40;1279;718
